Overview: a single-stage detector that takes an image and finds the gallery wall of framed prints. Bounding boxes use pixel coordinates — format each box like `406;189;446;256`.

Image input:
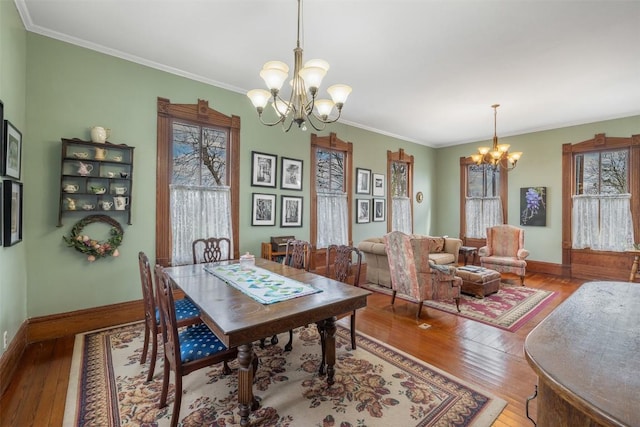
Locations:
1;100;24;246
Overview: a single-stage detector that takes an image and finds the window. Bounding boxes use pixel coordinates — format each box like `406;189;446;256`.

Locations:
561;133;639;280
156;98;240;266
459;156;508;245
465;164;503;239
572;148;633;251
387;149;413;233
310;133;353;249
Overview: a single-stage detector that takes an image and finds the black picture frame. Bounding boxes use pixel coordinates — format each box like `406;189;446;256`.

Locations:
251;193;276;226
356;168;371;194
0;100;4;159
251;151;277;187
372;173;385;197
373;198;385;222
2;120;22;180
280;157;303;191
3;180;23;246
281;195;303;227
356;199;370;223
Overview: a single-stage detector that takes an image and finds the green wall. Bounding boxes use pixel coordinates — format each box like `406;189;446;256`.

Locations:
0;0;27;357
23;33;433;319
435;115;640;263
1;9;638;359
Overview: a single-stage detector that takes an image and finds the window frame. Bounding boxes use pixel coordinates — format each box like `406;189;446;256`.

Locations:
310;132;353;248
156;97;240;266
387;149;414;233
561;133;639;278
459;156;508;247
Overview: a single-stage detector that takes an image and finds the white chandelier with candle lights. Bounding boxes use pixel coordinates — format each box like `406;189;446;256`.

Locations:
247;0;352;132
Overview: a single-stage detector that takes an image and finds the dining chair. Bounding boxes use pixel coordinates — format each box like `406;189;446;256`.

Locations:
138;251;201;383
324;244;362;350
316;244;363;372
154;264;240;427
192;236;232;264
260;239;312;351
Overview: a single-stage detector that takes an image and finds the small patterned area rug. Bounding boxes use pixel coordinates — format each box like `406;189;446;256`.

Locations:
424;285;556;332
63;322;506;426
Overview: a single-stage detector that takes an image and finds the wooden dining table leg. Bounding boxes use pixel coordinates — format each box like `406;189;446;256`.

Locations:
324;316;337;385
237;342;257;426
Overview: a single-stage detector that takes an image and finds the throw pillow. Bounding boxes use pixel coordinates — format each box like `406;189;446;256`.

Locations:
428;237;445;253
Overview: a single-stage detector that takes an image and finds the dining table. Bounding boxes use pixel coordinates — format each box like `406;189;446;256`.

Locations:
164;257;371;427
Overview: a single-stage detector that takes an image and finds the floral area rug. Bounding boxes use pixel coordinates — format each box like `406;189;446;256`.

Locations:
424;285;556;332
63;322;506;426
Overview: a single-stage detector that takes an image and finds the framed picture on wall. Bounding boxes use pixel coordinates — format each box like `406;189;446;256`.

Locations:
251;151;277;187
520;186;547;226
2;120;22;180
251;193;276;226
373;198;385;222
281;195;303;227
372;173;385;196
3;180;23;247
0;100;4;158
356;199;370;223
356;168;371;194
281;157;303;191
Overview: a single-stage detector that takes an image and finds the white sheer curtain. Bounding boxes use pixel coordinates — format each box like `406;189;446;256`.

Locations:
465;197;503;238
572;194;634;251
316;191;348;249
171;184;233;265
392;196;412;234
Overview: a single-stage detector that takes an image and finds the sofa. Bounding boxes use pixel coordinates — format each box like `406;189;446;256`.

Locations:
357;235;462;289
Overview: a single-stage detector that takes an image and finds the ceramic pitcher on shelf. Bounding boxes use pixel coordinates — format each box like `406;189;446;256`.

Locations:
77;161;93;176
90;126;111;143
113;196;129;210
94;147;108;160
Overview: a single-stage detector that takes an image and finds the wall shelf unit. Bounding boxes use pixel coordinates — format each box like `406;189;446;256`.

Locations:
58;138;135;226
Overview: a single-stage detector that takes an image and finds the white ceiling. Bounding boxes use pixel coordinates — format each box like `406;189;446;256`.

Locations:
15;0;640;147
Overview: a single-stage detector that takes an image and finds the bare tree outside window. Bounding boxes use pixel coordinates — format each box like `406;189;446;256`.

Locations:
172;122;228;186
391;161;408;197
316;148;344;192
575;149;628;195
467;164;500;197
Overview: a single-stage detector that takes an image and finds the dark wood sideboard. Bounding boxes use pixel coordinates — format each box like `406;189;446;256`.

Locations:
524;281;639;426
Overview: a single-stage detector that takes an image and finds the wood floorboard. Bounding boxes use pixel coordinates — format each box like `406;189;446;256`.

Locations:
0;272;585;426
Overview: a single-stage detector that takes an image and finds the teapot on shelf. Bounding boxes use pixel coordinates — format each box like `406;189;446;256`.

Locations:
63;184;79;193
90;126;111;143
77;161;93;176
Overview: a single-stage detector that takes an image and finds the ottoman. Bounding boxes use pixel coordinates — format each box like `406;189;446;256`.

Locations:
455;266;501;298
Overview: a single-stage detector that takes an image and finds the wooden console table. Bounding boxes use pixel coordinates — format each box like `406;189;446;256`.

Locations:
261;242;286;262
524;281;639;426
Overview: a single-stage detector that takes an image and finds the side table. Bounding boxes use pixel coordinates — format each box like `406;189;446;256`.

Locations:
459;246;478;266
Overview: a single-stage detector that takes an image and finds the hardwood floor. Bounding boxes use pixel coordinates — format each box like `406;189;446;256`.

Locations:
0;272;584;426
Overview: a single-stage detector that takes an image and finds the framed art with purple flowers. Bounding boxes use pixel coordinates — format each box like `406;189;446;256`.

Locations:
520;186;546;226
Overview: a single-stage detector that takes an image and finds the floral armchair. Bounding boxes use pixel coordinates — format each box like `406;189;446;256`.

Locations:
384;231;461;319
479;224;529;285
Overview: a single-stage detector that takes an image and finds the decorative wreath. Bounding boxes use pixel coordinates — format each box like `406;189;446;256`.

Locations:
63;215;124;262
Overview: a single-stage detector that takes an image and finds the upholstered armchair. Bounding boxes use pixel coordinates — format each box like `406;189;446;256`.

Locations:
384;231;461;319
479;224;529;285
